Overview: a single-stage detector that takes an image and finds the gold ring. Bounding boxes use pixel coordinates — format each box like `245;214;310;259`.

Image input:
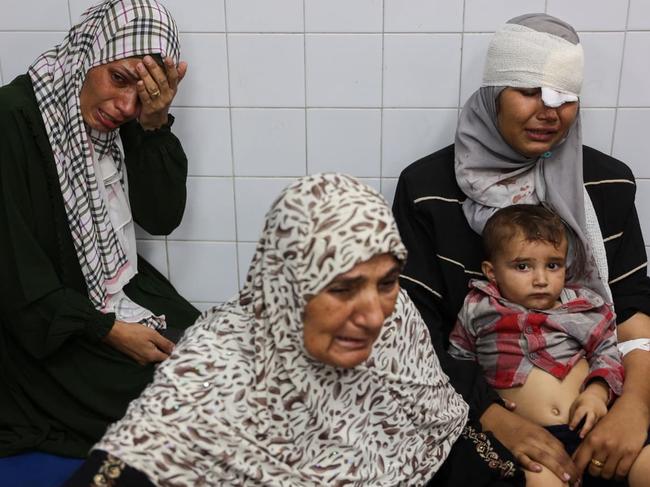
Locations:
150;89;161;98
590;458;605;468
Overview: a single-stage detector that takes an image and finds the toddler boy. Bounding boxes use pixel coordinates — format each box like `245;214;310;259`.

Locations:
449;204;649;486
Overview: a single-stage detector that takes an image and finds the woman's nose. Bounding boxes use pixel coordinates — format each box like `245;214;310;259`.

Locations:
354;291;385;329
537;103;559;121
115;88;140;119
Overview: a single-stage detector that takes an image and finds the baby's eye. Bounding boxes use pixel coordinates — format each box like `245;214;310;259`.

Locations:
516;263;529;271
547;263;562;270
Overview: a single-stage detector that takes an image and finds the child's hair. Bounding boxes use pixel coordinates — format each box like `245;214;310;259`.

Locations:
483;204;567;260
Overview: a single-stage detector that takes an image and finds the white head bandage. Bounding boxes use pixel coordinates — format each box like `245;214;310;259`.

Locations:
482;23;584;100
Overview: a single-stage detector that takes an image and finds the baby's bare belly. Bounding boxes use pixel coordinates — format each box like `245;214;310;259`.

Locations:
497;359;589;426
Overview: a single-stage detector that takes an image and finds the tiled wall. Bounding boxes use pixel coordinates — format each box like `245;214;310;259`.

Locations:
2;0;650;310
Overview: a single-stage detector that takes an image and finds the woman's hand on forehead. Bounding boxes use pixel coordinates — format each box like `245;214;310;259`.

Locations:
136;55;188;130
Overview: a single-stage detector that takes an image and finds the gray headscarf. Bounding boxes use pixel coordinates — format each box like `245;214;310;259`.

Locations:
455;14;611;301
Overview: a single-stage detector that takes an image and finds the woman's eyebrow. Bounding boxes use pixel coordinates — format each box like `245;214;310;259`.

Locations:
330;275;363;286
334;265;401;283
382;265;401;278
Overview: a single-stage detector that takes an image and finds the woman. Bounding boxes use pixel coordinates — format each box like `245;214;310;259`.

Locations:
393;13;650;486
64;173;469;486
0;0;199;458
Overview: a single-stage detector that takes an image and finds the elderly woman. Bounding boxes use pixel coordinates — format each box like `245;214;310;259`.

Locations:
0;0;198;458
64;173;469;486
393;13;650;486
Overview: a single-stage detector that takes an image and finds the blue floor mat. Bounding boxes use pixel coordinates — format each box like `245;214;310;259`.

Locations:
0;452;83;487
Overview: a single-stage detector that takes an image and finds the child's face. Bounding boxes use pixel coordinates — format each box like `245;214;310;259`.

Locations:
482;232;568;310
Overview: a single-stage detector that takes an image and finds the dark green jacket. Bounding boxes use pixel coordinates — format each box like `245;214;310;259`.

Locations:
0;75;199;457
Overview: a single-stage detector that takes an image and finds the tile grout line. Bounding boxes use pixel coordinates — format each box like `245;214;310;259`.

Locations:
458;0;467;120
66;0;73;30
379;0;385;189
609;0;633;156
223;0;241;292
303;0;309;177
169;104;650;110
4;29;650;34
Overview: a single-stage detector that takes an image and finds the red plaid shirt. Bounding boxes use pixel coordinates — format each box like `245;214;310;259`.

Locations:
449;280;623;397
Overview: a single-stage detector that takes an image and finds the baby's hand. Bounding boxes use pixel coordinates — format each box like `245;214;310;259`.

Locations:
568;381;609;439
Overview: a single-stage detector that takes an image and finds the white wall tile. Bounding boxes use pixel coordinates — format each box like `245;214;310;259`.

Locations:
306;34;382;107
305;0;382;32
164;0;225;32
384;0;463;32
619;32;650;107
612;109;650;178
172;107;232;176
137;240;169;277
235;178;297;241
580;33;625;108
228;34;304;107
459;34;491;105
0;32;66;82
628;0;650;29
232;109;306;176
382;109;457;177
580;108;616;155
635;180;650;244
68;0;97;23
383;34;461;107
168;242;238;302
169;177;236;240
464;0;546;32
226;0;302;32
68;0;226;32
381;178;398;207
237;242;257;284
307;109;381;177
357;178;381;194
174;34;229;107
547;0;629;31
0;0;69;30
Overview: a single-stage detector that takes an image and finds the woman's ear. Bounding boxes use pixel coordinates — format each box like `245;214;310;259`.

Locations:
481;261;496;283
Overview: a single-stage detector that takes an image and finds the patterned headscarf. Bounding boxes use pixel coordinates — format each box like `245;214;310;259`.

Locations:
95;174;469;486
28;0;180;310
455;14;611;301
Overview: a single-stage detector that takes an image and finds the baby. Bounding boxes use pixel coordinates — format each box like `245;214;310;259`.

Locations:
449;204;650;486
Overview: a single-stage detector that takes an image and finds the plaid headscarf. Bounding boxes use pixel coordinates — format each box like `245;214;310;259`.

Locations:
28;0;180;311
